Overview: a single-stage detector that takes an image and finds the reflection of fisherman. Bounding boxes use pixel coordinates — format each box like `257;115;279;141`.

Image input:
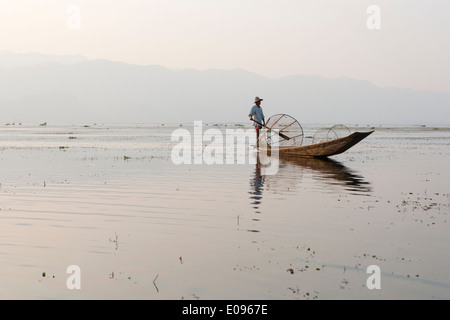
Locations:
249;155;264;211
248;97;265;147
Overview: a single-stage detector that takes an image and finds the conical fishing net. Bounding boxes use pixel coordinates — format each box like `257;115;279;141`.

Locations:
260;114;304;148
312;124;351;144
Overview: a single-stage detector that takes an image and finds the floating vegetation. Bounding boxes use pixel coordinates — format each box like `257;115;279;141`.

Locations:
395;191;449;225
109;232;119;251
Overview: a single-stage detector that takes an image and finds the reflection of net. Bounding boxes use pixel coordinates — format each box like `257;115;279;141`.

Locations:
312;125;351;144
260;114;304;148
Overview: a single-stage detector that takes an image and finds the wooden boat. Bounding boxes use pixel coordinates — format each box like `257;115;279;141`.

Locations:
262;131;374;158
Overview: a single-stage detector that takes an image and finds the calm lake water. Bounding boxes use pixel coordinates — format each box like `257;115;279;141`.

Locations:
0;123;449;299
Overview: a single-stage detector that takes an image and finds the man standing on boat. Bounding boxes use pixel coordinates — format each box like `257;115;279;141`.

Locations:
249;96;265;146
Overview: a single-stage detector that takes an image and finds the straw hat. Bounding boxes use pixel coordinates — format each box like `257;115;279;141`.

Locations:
254;96;263;103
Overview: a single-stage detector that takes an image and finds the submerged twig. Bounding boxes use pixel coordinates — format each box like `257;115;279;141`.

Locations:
109;232;119;250
153;274;159;293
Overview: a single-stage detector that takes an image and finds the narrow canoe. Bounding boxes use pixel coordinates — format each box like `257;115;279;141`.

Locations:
263;131;374;158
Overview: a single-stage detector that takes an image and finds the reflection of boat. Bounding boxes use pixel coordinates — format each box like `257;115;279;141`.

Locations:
263;131;374;158
278;156;372;193
247;154;372;230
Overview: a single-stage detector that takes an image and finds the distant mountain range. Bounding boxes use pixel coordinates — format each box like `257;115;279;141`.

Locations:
0;51;88;68
1;52;449;125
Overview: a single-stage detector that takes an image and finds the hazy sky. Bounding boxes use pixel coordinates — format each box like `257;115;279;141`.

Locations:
1;0;449;92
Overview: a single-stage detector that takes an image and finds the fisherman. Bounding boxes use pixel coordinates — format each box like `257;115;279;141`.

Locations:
248;96;265;146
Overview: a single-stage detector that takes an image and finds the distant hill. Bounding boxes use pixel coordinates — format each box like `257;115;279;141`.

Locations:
0;54;449;125
0;51;88;68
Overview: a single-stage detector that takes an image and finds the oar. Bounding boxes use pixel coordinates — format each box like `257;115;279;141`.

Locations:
251;118;291;140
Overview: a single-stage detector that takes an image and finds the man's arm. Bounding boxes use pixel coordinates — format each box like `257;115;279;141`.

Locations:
249;107;255;120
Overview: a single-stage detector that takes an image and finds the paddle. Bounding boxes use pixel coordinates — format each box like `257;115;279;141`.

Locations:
251;118;291;140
